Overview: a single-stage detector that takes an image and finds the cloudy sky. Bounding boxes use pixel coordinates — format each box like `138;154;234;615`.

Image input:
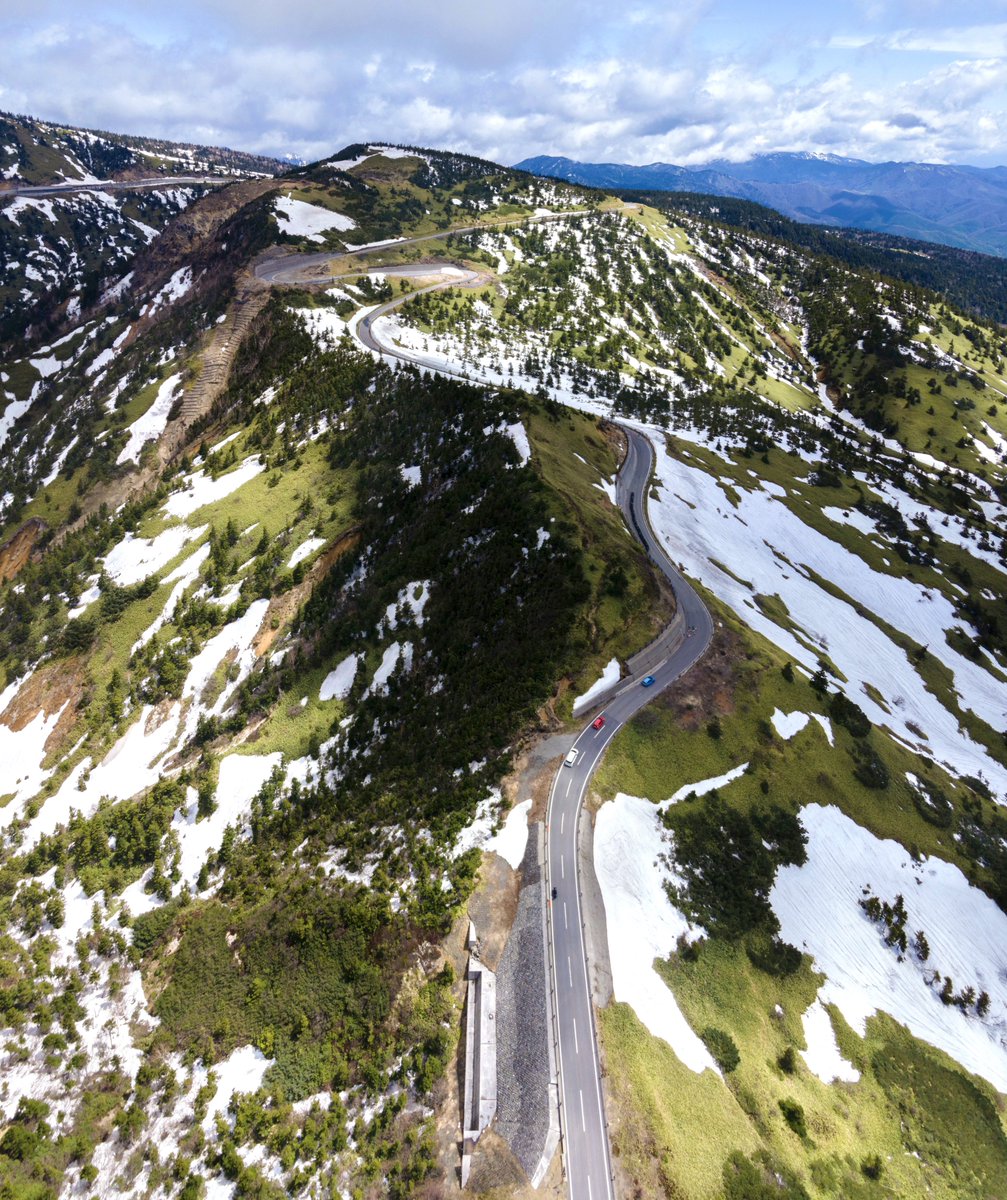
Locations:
2;0;1006;167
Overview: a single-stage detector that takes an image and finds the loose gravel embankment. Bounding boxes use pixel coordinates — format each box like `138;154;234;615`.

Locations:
495;826;552;1179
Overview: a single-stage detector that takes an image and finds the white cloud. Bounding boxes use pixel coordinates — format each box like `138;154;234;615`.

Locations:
1;2;1005;167
832;21;1007;57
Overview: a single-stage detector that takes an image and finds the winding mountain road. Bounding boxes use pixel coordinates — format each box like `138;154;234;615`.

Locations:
1;175;233;199
258;226;713;1199
253;207;593;286
543;426;712;1200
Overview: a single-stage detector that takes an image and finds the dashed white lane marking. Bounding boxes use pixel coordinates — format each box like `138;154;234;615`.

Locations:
579;1088;586;1131
564;901;568;929
568;956;573;988
561;855;565;879
560;811;565;834
573;1017;579;1054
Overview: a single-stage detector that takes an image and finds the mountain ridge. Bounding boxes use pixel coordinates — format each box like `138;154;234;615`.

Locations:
515;151;1007;257
0;109;286;188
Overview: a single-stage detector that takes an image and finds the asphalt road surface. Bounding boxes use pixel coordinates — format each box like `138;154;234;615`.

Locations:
356;266;488;367
253;208;593;286
1;175;230;199
543;425;712;1200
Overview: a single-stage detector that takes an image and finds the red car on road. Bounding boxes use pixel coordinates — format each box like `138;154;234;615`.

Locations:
592;715;606;730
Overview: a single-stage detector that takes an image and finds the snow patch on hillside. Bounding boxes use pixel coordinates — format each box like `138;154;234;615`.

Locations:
0;701;67;812
132;542;212;653
772;803;1007;1092
179;599;269;743
103;523;207;586
162;456;265;519
384;580;432;629
116;372;181;465
176;754;281;892
3;196;57;225
667;761;749;804
274;194;356;241
203;1045;274;1130
22;704;180;847
572;657;621;715
771;709;810;740
320;653;362;701
146;267;193;315
800;1000;860;1083
484;420;531;466
367;641;412;695
288;536;326;568
484;799;531;869
594;793;717;1073
0;395;35;449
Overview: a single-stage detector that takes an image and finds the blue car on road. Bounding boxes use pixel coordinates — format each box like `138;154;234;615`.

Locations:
641;675;655;687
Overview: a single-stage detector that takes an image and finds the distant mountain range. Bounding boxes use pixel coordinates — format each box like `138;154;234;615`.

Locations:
514;151;1007;258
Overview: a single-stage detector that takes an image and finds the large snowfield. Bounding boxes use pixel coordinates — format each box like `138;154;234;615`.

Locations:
645;436;1007;797
594;791;717;1073
773;802;1007;1092
273;194;356;242
595;751;1007;1093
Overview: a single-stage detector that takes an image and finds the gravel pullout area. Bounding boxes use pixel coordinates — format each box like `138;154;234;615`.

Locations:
495;823;553;1179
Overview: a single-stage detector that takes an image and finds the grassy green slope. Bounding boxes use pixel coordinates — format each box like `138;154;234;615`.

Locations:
595;593;1007;1200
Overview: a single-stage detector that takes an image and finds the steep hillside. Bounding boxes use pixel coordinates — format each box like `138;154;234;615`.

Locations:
516;152;1007;258
377;196;1007;1197
624;190;1007;325
0;143;660;1199
0;180;211;345
0;111;284;187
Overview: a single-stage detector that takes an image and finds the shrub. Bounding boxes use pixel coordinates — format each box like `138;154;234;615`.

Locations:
666;796;807;938
131;896;188;956
179;1178;205;1200
746;933;803;977
778;1045;797;1074
701;1026;740;1073
722;1150;811;1200
851;742;890;789
675;932;702;963
911;779;954;828
828;692;871;737
809;467;842;488
861;1154;884;1180
778;1097;807;1138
